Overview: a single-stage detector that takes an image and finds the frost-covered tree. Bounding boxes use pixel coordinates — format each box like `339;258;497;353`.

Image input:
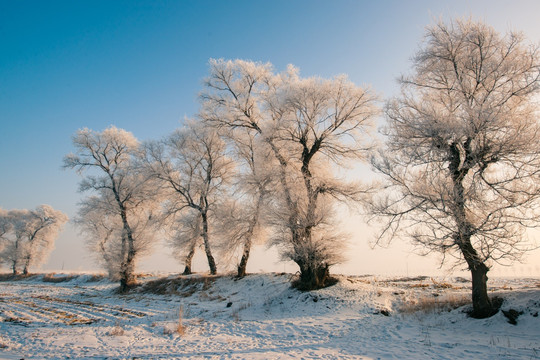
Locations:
201;59;377;289
142;121;234;275
369;19;540;318
0;209;12;252
74;189;160;281
74;195;122;279
1;209;29;274
64;126;160;291
0;206;67;275
19;205;68;275
166;209;202;275
211;130;274;277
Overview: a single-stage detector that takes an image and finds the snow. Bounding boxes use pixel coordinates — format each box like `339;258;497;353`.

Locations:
1;273;539;359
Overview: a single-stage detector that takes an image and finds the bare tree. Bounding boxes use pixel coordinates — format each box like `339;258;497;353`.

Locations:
201;59;377;289
142;121;234;275
369;19;540;318
0;206;67;275
64;126;159;291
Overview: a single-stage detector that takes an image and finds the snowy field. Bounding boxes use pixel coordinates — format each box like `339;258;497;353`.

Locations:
0;273;539;359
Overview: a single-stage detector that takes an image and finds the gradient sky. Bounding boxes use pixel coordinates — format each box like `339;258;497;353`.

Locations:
2;0;540;276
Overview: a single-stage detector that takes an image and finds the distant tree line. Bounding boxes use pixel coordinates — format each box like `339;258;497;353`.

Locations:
0;205;67;275
49;17;540;318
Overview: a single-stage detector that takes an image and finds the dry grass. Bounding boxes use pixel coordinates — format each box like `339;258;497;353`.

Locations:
409;283;430;288
230;302;251;322
390;276;430;283
42;274;76;283
85;274;107;282
399;294;470;314
0;273;35;281
176;306;186;335
164;306;186;336
139;275;218;296
430;278;455;289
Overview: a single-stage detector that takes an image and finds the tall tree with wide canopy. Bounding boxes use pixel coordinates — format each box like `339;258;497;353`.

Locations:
201;59;377;289
142;121;234;275
370;19;540;318
64;126;159;291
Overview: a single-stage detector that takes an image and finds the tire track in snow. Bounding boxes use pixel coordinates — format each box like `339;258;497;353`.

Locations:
0;294;155;326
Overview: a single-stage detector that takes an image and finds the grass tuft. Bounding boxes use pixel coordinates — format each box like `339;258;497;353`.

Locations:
164;306;186;335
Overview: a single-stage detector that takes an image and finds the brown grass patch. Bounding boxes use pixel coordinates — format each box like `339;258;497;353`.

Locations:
0;273;35;281
399;294;470;314
42;274;76;283
139;275;219;296
409;283;430;288
390;276;430;283
431;278;454;289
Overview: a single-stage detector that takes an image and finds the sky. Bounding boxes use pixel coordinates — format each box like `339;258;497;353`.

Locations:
2;0;540;277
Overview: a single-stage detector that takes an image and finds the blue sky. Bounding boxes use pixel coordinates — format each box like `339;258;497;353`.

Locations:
2;0;540;275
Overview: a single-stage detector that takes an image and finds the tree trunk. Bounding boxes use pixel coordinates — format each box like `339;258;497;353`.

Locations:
111;177;137;292
23;256;30;275
12;238;20;275
118;205;137;292
182;264;192;276
469;262;494;318
119;230;137;292
458;234;497;318
183;240;196;275
295;261;331;290
237;193;264;278
237;239;251;278
119;259;136;293
448;142;496;318
201;212;217;275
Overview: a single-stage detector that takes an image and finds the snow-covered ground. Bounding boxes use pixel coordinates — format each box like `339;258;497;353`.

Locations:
0;273;539;359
